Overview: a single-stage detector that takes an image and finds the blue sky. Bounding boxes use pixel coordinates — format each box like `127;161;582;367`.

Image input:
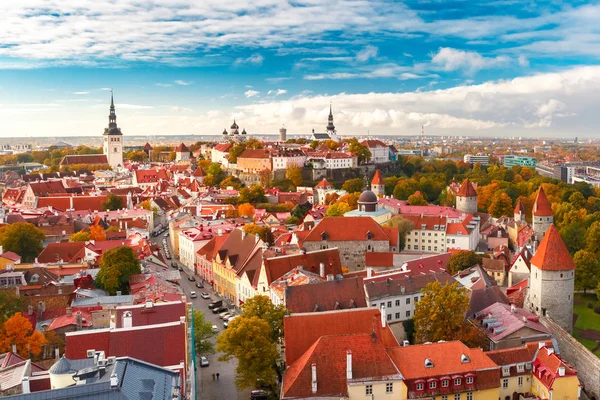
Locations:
1;0;600;138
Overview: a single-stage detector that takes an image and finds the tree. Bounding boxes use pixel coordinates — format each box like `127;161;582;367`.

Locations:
347;138;371;164
95;246;141;294
414;281;484;347
383;176;399;196
325;202;351;216
0;291;22;324
447;251;483;274
488;192;514;218
393;179;417;200
337;192;360;209
438;189;456;207
102;194;125;211
238;203;255;218
193;310;216;356
89;225;106;241
384;216;415;249
0;313;47;357
243;224;274;246
0;222;45;263
585;221;600;255
69;230;90;242
286;164;303;187
239;185;266;204
127;151;148;162
408;192;428;206
217;316;279;389
342;178;364;194
106;226;120;233
207;163;223;176
220;176;243;190
560;222;587;255
574;250;600;293
241;295;286;342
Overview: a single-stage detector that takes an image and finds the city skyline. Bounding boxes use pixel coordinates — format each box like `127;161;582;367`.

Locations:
2;1;600;138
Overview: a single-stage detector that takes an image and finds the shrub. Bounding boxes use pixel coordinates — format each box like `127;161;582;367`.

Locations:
594;305;600;315
588;302;594;309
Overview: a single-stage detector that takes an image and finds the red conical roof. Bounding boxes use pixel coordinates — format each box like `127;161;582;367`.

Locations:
530;224;575;271
514;198;523;214
192;168;205;177
457;178;477;197
143;142;153;151
372;170;384;185
533;186;553;217
175;143;189;152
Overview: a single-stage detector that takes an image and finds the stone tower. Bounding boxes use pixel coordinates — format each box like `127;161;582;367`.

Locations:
527;224;575;332
514;198;525;223
455;178;477;214
371;170;384;197
279;127;287;142
103;91;124;169
532;186;553;237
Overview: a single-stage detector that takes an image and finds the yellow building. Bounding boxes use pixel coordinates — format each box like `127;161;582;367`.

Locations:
0;250;21;270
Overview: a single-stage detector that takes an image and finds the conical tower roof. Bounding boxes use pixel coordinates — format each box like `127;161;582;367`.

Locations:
457;178;477;197
530;224;575;271
514;198;523;214
372;170;384;185
533;186;553;216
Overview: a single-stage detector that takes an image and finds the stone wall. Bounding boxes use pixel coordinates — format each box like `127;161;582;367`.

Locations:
540;316;600;400
303;240;389;271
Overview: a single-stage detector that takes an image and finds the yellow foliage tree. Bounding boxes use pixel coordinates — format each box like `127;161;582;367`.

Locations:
89;225;106;241
238;203;256;218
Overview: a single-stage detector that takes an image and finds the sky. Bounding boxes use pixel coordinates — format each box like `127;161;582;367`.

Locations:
1;0;600;139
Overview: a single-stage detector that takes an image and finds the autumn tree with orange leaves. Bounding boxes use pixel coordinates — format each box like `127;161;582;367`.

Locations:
89;225;106;241
238;203;255;219
0;313;47;357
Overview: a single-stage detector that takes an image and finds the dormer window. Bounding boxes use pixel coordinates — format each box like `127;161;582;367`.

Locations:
30;274;39;283
321;232;328;241
425;358;434;368
502;366;510;376
466;376;474;385
454;378;461;386
441;379;449;388
416;383;424;391
429;381;437;389
461;354;470;363
366;231;372;240
517;364;525;373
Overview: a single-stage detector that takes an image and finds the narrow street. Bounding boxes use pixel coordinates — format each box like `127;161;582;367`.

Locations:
150;231;251;400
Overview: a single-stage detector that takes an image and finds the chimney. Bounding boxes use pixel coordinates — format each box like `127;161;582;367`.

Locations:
11;344;17;353
547;348;554;356
122;311;133;328
311;363;317;394
367;267;373;278
326;274;334;281
66;307;72;317
55;347;60;360
110;373;119;389
381;305;387;328
511;304;516;313
76;311;83;330
346;350;352;380
27;304;33;315
558;366;565;376
319;262;325;278
21;376;30;394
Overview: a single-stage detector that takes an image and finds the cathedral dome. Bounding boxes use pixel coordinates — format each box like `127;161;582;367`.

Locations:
230;120;239;129
222;129;228;135
358;190;378;204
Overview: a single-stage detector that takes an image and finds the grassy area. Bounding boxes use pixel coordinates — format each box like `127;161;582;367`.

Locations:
573;293;600;356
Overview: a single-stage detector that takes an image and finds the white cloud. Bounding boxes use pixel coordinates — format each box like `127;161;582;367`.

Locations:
431;48;510;74
235;54;264;66
174;80;192;86
244;90;260;98
356;45;378;62
72;91;89;95
518;55;530;67
267;89;287;96
266;77;290;83
156;83;172;87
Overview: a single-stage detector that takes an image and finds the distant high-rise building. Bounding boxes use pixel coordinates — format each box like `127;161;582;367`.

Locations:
103;91;123;169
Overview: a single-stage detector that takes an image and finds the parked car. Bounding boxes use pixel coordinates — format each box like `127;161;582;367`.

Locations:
190;291;197;299
208;301;223;309
187;275;195;282
178;266;183;271
219;311;233;320
171;262;177;268
200;292;210;299
250;390;270;400
224;316;238;329
200;356;209;367
195;282;204;288
226;315;239;322
212;306;228;314
211;325;219;333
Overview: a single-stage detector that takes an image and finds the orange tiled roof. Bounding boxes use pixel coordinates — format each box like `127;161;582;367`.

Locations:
533;186;553;217
530;224;575;271
457;178;477;197
174;143;189;152
304;216;393;242
314;178;333;189
372;170;384;185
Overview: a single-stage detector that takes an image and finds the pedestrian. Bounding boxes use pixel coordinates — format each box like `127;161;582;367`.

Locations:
212;373;215;380
216;373;220;380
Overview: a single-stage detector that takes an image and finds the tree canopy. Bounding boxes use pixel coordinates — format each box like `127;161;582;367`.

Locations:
95;246;141;294
102;194;125;211
384;216;415;249
0;313;47;357
447;251;483;274
286;164;303;187
341;178;364;194
574;250;600;294
0;222;45;263
242;224;274;246
0;291;22;324
69;230;90;242
238;203;256;218
193;310;217;356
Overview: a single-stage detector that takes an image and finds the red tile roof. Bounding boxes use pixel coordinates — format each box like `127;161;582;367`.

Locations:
304;216;393;243
192;167;205;177
175;143;189;152
48;311;93;330
457;178;477;197
239;148;270;159
65;321;186;368
0;251;21;261
37;242;86;264
285;277;367;313
263;248;342;285
283;308;399;365
361;139;387;148
314;178;333;189
533;186;553;216
530;224;575;271
282;333;401;399
372;170;384;185
115;301;186;328
143;142;153;150
533;344;577;389
60;154;108;166
29;181;67;196
365;271;455;300
213;143;233;152
486;342;539;369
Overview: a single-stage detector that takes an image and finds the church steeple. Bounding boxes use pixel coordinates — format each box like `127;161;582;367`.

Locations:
326;103;336;134
104;90;122;136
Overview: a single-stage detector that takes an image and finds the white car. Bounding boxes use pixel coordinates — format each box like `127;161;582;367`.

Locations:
211;325;219;333
200;356;209;367
219;312;234;320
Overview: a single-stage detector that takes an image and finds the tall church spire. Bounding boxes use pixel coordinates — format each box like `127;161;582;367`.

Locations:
104;90;122;136
326;102;336;134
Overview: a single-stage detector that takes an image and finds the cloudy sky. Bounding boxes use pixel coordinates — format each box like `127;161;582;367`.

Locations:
1;0;600;138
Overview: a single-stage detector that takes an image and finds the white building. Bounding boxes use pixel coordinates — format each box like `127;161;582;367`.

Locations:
178;227;214;271
306;152;357;170
174;143;190;162
463;153;489;166
211;143;233;167
272;150;306;171
102;93;123;169
361;140;390;164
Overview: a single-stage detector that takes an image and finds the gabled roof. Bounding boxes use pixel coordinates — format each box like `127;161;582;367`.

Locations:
0;251;21;261
533;344;577;389
263;248;342;285
486;342;539;367
514;198;524;214
361;139;387;148
285;277;367;313
314;178;333;189
282;333;401;399
372;170;384;185
213;143;233;152
533;186;553;216
457;178;477;197
115;301;186;328
192;167;205;177
364;271;455;300
238;148;270;159
29;181;67;196
303;216;392;243
530;224;575;271
36;242;86;264
174;143;189;152
143;142;153;151
283;308;399;365
476;302;550;342
60;154;109;166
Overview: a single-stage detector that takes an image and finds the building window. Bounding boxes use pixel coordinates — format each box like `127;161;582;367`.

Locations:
429;381;437;389
387;301;392;308
395;312;400;319
466;377;473;385
365;385;373;395
466;393;473;400
454;394;461;400
416;383;424;391
387;314;391;321
454;378;461;386
406;298;411;304
395;300;401;306
406;310;411;317
517;364;524;373
518;376;523;387
502;379;509;388
442;380;449;388
386;383;393;393
502;367;510;376
414;296;419;303
442;396;448;400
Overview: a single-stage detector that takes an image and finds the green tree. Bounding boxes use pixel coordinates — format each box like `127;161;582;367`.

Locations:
220;176;243;190
102;194;125;211
286;164;303;187
239;185;266;204
242;224;274;246
69;230;90;242
193;310;216;355
574;250;600;293
488;192;513;218
342;178;364;194
95;246;141;294
384;215;415;249
414;281;485;347
383;176;399;196
408;192;428;206
0;291;22;324
447;251;483;275
393;179;417;200
0;222;45;263
216;317;279;389
325;202;351;216
585;221;600;255
241;295;286;342
127;151;148;162
347;138;371;164
560;222;587;255
228;144;246;163
207;163;223;176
